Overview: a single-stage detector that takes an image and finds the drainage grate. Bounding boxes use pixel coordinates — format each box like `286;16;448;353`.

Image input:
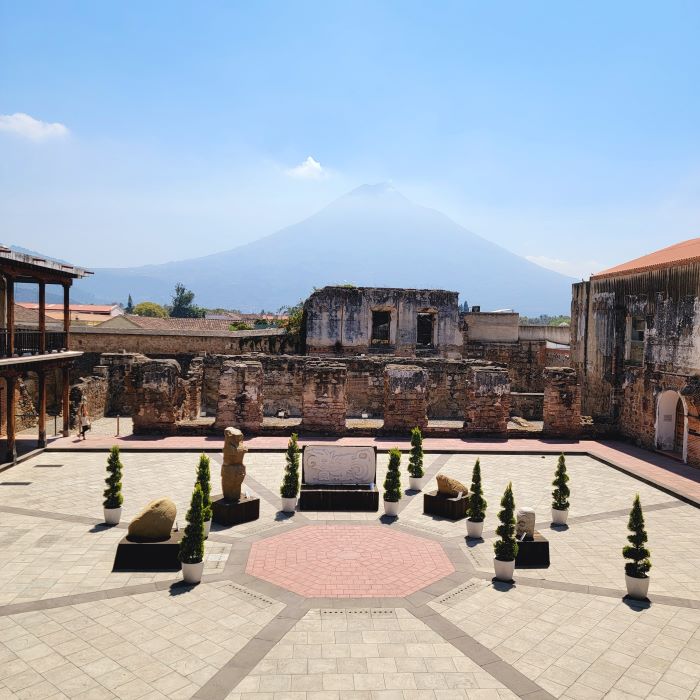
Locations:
0;482;32;486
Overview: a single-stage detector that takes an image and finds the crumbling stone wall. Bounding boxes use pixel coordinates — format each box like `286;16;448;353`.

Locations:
301;361;347;433
463;339;547;392
305;286;462;358
510;392;544;420
131;358;193;434
383;365;428;431
543;367;582;437
213;360;264;432
464;367;511;435
69;375;108;428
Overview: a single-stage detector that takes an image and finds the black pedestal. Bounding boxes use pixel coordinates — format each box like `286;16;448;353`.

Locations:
211;494;260;525
515;531;550;568
113;532;182;571
298;484;379;512
423;490;469;520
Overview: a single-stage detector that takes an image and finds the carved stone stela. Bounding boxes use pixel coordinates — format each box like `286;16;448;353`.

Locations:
303;446;375;485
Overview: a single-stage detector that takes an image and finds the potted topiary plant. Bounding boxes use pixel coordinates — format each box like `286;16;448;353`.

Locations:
551;453;570;525
280;433;300;513
623;494;652;600
196;453;213;537
493;482;518;582
466;458;487;539
383;448;402;517
179;483;205;584
408;427;426;491
103;446;123;525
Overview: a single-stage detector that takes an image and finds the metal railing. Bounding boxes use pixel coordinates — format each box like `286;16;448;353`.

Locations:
0;329;67;357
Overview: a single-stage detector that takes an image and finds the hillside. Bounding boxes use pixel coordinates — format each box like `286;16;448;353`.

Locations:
69;184;574;315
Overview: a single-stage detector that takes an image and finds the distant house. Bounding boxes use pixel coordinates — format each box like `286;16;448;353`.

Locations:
96;314;239;331
17;302;122;327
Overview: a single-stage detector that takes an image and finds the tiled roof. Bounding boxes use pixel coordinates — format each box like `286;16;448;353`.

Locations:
593;238;700;279
120;315;246;331
18;302;119;314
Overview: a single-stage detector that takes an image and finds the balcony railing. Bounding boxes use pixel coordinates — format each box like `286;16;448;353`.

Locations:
0;329;67;357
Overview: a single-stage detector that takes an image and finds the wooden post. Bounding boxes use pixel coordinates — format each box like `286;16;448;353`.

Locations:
62;365;70;437
7;276;14;357
39;281;46;354
63;282;71;350
6;375;16;463
38;370;47;448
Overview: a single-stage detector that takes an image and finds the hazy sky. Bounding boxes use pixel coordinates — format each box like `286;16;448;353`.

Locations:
2;1;699;278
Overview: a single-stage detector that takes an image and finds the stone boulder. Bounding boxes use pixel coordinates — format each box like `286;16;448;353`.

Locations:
436;474;469;498
128;498;177;541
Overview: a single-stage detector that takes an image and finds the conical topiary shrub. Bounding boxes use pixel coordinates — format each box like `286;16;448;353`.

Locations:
624;494;651;578
551;453;570;511
383;448;402;504
179;483;205;572
280;433;300;499
103;446;123;510
196;453;212;523
467;459;487;523
408;427;424;479
494;482;518;561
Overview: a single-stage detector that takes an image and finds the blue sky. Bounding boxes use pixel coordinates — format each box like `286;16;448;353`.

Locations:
1;1;699;277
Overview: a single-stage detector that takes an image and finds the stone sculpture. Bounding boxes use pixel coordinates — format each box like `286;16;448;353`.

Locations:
128;497;177;540
516;507;536;540
436;474;469;498
222;426;247;501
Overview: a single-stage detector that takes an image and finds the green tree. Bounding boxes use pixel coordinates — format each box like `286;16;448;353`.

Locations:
133;301;168;318
623;495;652;578
170;283;204;318
103;446;124;509
407;427;424;478
280;433;301;498
551;453;570;510
467;458;487;522
383;448;402;502
179;483;205;564
196;454;212;522
229;321;254;331
125;294;134;313
494;482;518;561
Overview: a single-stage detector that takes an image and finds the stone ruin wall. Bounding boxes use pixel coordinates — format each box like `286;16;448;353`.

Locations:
69;374;108;428
463;339;548;392
213;360;264;432
301;361;347;433
383;365;428;430
542;367;582;437
464;367;511;435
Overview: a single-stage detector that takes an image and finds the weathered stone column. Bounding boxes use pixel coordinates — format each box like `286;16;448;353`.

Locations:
383;364;428;431
301;361;347;434
464;366;511;435
213;360;264;432
132;358;187;434
543;366;581;437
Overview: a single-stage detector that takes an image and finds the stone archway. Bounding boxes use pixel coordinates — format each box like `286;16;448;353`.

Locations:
656;389;687;461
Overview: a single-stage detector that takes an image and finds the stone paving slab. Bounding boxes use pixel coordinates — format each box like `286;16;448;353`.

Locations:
430;580;700;699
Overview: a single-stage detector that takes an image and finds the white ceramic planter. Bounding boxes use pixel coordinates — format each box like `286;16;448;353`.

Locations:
383;500;400;517
551;508;569;525
493;558;515;582
409;476;426;491
103;507;121;525
281;496;297;513
625;574;650;600
466;519;484;539
204;520;211;538
182;560;204;584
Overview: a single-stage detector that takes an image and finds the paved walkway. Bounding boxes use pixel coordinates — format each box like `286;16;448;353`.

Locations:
45;431;700;507
0;448;699;699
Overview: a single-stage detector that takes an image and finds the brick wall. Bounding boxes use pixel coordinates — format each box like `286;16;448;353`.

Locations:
543;367;582;437
213;360;264;432
383;365;428;431
464;367;510;435
301;362;347;434
464;339;547;392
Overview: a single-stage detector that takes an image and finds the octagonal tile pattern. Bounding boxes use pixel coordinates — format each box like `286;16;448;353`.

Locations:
246;524;455;598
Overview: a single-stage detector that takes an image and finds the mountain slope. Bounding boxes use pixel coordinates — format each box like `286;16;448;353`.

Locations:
71;184;574;315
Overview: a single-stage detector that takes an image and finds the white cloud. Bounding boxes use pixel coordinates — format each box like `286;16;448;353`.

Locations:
0;113;69;141
526;254;606;280
286;156;327;179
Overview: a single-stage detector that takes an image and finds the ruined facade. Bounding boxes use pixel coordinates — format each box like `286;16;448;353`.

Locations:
571;239;700;465
305;287;463;358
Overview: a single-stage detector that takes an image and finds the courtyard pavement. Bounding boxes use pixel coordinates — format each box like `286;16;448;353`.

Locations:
0;441;698;699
